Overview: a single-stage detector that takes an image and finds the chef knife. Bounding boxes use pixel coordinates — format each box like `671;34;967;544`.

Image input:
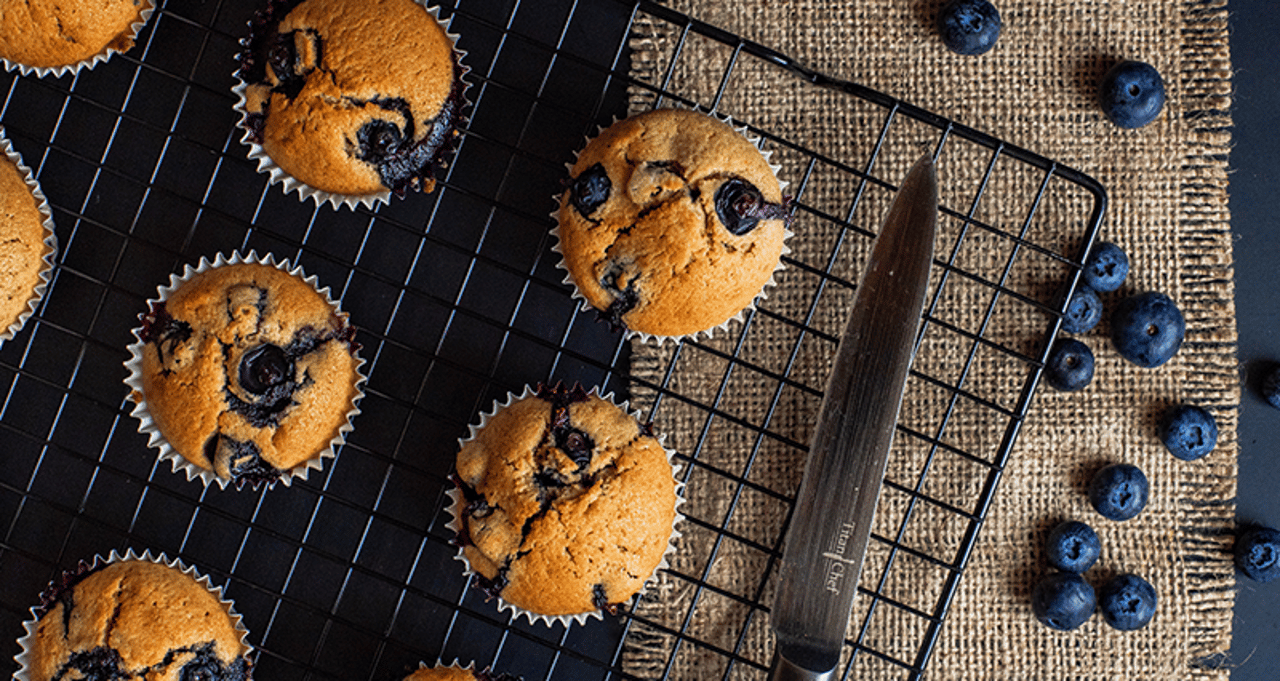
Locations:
768;154;938;681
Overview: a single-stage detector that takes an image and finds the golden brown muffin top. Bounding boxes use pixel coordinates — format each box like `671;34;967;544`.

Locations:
0;0;151;69
240;0;461;196
556;108;789;338
454;385;678;618
136;261;360;487
29;559;249;681
0;146;52;333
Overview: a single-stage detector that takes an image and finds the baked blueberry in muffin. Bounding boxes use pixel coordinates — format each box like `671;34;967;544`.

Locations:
126;255;363;488
236;0;468;201
450;383;679;622
554;108;791;339
18;553;252;681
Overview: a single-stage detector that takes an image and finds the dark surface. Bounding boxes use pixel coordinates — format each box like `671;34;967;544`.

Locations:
1225;0;1280;677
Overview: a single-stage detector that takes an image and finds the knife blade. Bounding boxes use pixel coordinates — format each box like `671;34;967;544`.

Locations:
768;154;938;681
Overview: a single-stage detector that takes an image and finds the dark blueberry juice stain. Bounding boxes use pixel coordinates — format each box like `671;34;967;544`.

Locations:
597;262;639;331
593;583;621;615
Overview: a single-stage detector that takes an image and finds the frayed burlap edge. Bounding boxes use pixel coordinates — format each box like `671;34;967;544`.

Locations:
1173;0;1236;676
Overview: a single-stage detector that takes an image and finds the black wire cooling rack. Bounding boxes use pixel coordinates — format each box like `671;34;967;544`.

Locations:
0;1;1105;679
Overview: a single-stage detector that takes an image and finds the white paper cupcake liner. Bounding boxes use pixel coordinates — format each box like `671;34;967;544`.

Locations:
14;548;254;680
231;1;471;210
0;128;58;347
446;384;685;627
404;659;507;680
0;1;156;79
550;105;793;346
122;250;367;489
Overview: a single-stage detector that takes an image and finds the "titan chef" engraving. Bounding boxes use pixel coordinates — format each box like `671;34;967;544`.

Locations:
822;521;859;594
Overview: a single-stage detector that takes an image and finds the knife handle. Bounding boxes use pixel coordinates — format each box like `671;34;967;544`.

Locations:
769;652;836;681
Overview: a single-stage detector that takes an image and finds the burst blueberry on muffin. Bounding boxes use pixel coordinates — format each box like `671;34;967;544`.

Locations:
449;383;680;624
17;552;252;680
0;0;153;76
125;253;363;488
235;0;468;203
554;108;791;339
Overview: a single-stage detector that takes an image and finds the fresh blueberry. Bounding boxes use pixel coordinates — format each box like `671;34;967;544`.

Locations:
1262;364;1280;410
1044;338;1095;392
1082;241;1129;293
1110;291;1185;368
1045;520;1101;573
936;0;1002;56
1098;573;1157;631
1159;404;1218;461
1031;572;1095;631
1234;526;1280;582
1062;286;1102;334
1088;463;1149;521
1099;60;1166;129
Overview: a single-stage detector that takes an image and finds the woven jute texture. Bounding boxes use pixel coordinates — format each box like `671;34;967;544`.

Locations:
622;1;1235;679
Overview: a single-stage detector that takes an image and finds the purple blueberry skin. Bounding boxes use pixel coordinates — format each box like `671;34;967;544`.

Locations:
1088;463;1149;521
1110;291;1185;368
1062;286;1103;334
1159;404;1218;461
1045;520;1101;573
937;0;1002;55
1082;241;1129;293
1098;573;1157;631
1234;526;1280;583
1031;572;1096;631
1045;338;1095;392
1099;60;1166;129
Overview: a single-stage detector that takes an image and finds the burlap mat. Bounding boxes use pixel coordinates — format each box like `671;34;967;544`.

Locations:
621;1;1236;679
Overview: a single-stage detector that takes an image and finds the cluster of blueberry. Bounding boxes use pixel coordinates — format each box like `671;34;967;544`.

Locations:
1031;465;1159;632
1033;520;1158;632
935;0;1280;631
1045;241;1191;393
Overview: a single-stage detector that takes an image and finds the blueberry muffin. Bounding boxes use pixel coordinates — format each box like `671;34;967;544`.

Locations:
403;662;519;681
235;0;467;202
450;384;679;622
18;553;252;681
554;108;791;339
0;132;55;342
0;0;153;75
125;254;363;488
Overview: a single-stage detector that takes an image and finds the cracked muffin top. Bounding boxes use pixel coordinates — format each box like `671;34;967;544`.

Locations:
403;663;519;681
132;260;361;488
236;0;466;198
555;108;790;339
0;140;54;336
0;0;152;71
451;384;678;620
24;558;251;681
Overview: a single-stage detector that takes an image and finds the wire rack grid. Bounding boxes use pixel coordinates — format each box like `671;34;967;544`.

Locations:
0;0;1104;680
